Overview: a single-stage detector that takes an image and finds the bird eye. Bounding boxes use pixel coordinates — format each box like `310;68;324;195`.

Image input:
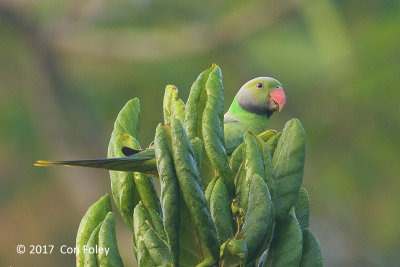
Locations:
256;82;264;88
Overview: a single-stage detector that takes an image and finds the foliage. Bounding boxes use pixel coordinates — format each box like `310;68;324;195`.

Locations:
75;65;323;266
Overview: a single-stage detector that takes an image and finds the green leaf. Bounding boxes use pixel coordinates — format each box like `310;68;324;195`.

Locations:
210;178;235;244
134;171;162;217
154;124;180;265
299;228;324;267
143;204;168;242
266;132;281;156
133;203;170;266
190;137;204;170
112;134;140;229
232;131;277;210
220;233;248;267
258;130;277;143
250;132;276;200
265;211;303;267
242;174;274;263
201;64;234;192
234;164;245;206
295;187;310;230
106;98;151;237
133;203;156;267
229;144;243;176
171;119;220;266
144;226;174;266
163;85;186;125
272;119;306;219
178;201;202;266
84;223;101;267
97;212;124;267
205;176;218;204
184;66;214;140
239;133;265;212
184;65;217;188
107;98;141;157
113;133;161;218
76;194;112;267
229;130;276;177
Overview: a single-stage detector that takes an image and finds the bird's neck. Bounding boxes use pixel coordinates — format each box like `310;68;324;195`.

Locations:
227;97;270;134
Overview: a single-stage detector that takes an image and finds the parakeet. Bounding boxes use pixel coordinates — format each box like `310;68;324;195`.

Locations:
35;77;285;173
224;77;285;154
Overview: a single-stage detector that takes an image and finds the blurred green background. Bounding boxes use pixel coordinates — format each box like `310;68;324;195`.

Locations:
0;0;399;266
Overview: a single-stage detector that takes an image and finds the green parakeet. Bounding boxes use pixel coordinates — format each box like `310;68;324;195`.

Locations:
224;77;285;154
35;77;286;173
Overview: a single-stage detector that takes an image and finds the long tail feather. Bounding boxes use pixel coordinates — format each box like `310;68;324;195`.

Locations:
35;155;157;174
34;130;276;174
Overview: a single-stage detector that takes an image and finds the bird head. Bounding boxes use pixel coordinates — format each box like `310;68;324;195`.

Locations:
236;77;286;117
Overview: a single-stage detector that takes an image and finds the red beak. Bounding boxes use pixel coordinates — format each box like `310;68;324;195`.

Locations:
269;89;286;112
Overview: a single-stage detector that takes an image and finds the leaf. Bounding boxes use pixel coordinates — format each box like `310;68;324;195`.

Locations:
107;98;141;158
201;64;234;192
229;130;276;176
171;119;220;266
154;124;180;265
299;228;324;267
242;174;274;263
143;205;168;242
106;98;145;232
133;203;156;267
97;212;124;267
178;201;203;266
76;194;112;267
84;223;101;267
234;164;245;206
295;187;310;230
134;171;162;217
229;144;243;176
144;227;174;266
209;178;235;244
205;176;218;204
272;119;306;219
220;233;248;267
184;66;214;140
163;85;186;125
266;132;281;156
250;132;276;200
112;134;140;229
114;134;161;218
184;64;217;188
258;130;278;143
190;137;203;170
239;133;265;212
265;210;303;267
